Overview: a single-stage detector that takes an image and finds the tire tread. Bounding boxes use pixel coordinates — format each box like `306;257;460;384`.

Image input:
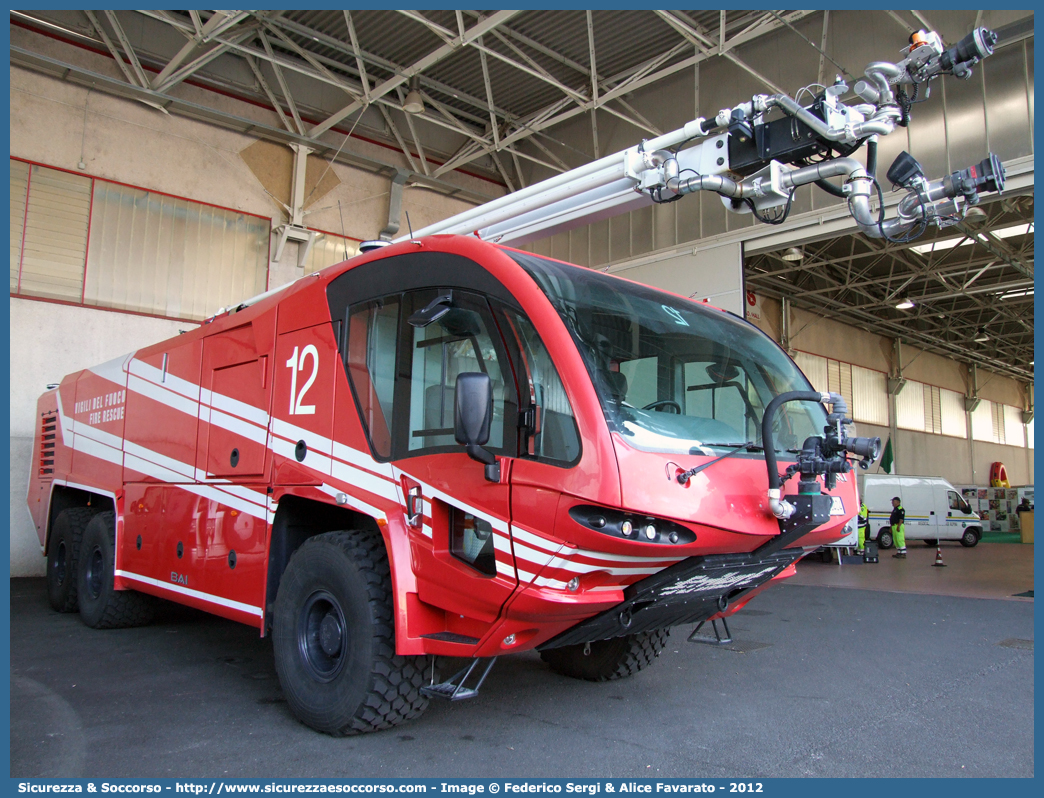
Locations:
48;507;98;613
78;511;155;629
280;529;429;735
540;629;670;682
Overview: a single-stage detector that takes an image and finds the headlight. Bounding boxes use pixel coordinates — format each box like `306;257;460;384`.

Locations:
569;505;696;545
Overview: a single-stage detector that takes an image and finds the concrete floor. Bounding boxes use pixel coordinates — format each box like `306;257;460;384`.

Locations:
791;541;1035;601
10;564;1033;779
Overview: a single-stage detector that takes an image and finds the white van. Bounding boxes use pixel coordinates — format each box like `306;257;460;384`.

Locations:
860;474;983;548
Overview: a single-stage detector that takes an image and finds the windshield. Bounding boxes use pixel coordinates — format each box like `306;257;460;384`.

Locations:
508;250;826;456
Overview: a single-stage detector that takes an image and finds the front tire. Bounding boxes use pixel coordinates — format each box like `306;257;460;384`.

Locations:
877;529;894;549
272;529;429;736
77;511;155;629
47;507;97;613
540;629;670;682
960;528;980;547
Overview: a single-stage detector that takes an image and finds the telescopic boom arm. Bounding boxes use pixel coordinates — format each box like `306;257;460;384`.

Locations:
399;27;1004;247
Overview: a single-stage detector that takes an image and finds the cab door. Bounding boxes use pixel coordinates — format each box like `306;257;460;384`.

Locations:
937;487;968;540
491;302;584;589
344;289;519;640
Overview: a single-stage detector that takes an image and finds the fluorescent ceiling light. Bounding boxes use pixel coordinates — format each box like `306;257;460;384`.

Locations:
997;288;1034;300
910;222;1034;255
895;299;915;309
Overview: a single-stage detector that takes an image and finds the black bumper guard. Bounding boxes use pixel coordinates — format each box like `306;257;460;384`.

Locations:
538;493;831;650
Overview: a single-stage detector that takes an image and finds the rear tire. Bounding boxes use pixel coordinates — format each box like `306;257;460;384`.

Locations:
924;539;938;547
77;512;155;629
877;529;894;549
540;629;670;682
47;507;97;613
960;528;980;547
272;529;430;736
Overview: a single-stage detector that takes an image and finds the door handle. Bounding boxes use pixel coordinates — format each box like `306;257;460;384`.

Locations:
406;485;423;528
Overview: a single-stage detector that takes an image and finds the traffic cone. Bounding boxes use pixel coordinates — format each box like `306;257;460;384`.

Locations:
932;544;946;567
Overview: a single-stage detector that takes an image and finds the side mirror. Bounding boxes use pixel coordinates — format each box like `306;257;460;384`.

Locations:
454;372;500;482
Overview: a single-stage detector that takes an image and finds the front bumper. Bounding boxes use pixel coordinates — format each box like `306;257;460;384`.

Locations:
537;546;803;649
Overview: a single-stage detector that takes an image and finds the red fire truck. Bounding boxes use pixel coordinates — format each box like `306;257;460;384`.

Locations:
29;235;879;734
29;26;1001;735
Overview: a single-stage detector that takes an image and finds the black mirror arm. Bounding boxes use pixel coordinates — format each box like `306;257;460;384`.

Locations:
466;445;501;482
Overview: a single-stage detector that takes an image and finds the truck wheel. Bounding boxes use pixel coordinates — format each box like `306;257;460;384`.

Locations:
47;507;97;613
960;528;980;547
924;539;938;547
877;529;893;549
77;511;155;629
540;629;670;682
272;529;430;736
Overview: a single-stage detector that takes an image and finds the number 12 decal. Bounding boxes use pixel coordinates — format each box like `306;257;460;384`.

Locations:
286;345;319;415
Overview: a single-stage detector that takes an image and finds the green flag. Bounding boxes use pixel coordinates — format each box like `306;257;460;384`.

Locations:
880;437;894;474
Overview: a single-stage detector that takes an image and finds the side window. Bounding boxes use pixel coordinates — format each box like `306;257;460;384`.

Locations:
402;290;517;457
498;308;580;465
345;297;399;458
948;491;970;513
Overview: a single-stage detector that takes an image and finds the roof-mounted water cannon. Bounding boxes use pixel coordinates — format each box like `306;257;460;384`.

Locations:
761;392;880;523
943;153;1006;205
935;27;998;80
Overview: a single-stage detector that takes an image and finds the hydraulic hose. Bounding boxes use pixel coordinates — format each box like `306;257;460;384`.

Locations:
761;390;833;520
762;391;831;490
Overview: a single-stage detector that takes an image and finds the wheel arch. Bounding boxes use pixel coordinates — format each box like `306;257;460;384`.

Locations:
265;494;389;631
45;484;115;554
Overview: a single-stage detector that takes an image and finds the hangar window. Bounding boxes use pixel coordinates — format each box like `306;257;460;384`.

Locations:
940;389;967;439
851;366;888;426
302;229;361;275
10;158;270;322
795;351;893;428
10;162;91;302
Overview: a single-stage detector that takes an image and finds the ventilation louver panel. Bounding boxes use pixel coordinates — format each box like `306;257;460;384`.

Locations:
39;411;57;475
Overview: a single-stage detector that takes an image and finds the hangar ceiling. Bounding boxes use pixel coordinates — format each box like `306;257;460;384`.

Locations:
11;9;821;188
747;194;1034;382
9;9;1035;380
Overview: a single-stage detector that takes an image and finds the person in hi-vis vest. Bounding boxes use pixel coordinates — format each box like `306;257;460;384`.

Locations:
890;496;907;558
857;500;870;555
